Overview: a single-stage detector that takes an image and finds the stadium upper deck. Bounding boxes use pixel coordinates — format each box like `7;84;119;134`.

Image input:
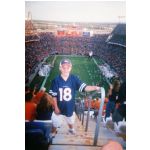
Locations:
106;24;126;47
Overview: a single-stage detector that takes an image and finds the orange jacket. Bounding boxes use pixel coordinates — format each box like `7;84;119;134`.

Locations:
32;91;45;104
25;102;37;121
95;100;100;109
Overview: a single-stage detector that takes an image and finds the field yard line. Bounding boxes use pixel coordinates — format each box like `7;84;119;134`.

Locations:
40;73;49;89
52;55;57;66
92;57;99;67
92;58;110;85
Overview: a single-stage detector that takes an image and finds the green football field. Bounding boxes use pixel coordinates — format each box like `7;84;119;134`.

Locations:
30;55;109;99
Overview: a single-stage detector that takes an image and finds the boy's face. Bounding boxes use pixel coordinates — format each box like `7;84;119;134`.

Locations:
59;63;72;75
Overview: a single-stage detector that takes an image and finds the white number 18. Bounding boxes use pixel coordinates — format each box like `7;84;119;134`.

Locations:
59;88;72;101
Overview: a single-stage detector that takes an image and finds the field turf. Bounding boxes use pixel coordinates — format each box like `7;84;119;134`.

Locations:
30;55;109;98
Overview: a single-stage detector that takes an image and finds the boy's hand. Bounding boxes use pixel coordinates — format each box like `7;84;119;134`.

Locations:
54;107;60;115
96;86;100;91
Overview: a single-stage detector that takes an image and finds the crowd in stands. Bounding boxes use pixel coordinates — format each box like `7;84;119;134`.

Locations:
26;24;126;83
25;34;40;42
95;43;126;81
54;34;125;82
55;36;92;55
85;34;126;82
25;32;55;83
99;63;117;80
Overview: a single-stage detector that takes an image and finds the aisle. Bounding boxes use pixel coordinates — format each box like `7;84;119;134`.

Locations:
48;113;126;150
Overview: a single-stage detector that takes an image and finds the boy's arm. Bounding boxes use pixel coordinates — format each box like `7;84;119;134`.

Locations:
84;86;100;92
53;97;60;114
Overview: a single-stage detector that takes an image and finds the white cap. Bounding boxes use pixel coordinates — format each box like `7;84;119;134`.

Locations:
60;58;72;66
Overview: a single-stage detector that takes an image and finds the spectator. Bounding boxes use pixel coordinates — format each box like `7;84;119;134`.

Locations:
105;80;121;120
25;92;37;121
112;81;126;123
32;87;46;104
36;93;54;120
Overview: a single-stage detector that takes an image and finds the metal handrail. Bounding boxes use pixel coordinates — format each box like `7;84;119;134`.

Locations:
85;95;92;132
81;100;85;125
93;87;105;146
78;87;105;146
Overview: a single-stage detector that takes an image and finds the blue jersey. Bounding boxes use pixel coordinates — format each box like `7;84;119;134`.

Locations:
49;74;86;117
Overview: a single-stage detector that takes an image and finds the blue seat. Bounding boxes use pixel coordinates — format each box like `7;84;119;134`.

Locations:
25;120;53;150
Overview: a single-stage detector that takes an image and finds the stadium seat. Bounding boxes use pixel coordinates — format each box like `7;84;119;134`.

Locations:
25;120;53;150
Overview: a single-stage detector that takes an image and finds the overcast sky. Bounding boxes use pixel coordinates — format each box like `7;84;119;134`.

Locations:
25;1;126;23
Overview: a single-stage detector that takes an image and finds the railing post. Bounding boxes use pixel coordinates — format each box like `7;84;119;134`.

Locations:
85;96;91;132
79;103;82;121
93;87;105;146
81;99;85;125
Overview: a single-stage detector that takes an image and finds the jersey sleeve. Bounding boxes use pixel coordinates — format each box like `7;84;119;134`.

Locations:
74;75;87;92
49;79;58;97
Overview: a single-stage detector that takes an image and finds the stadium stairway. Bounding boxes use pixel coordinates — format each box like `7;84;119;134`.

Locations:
48;113;126;150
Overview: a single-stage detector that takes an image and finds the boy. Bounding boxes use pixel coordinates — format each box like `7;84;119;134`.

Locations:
49;58;101;136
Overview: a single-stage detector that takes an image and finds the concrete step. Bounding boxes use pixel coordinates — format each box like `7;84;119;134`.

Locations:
49;145;102;150
50;113;126;149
